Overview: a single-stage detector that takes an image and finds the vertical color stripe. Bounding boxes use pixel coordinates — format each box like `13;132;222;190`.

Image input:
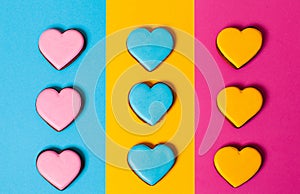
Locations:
106;0;194;193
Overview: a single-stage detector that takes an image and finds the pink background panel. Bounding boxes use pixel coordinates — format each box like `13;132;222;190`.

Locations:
195;0;300;193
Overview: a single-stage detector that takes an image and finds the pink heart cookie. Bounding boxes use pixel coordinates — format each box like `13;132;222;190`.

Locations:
36;88;82;131
39;29;85;70
36;150;82;190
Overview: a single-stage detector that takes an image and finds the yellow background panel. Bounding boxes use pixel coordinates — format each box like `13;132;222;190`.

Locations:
106;0;194;193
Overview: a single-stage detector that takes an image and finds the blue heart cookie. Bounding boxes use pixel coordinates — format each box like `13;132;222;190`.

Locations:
128;144;175;186
127;28;174;71
128;82;174;126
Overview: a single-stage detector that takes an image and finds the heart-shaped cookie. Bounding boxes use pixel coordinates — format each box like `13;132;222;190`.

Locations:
214;146;262;188
127;28;174;71
39;29;85;70
217;27;263;68
36;88;82;131
36;149;82;190
128;144;175;186
128;82;174;126
217;86;263;128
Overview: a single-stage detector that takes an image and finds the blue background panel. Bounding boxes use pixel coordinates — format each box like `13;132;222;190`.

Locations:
0;1;106;193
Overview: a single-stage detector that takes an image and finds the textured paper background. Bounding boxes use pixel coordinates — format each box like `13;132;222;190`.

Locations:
1;1;299;193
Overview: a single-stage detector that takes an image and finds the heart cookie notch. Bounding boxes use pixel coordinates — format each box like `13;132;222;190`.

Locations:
214;146;262;188
217;27;263;68
217;86;263;128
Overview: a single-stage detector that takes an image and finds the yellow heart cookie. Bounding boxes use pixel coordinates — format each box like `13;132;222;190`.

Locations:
217;87;263;128
217;27;263;68
214;146;262;188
